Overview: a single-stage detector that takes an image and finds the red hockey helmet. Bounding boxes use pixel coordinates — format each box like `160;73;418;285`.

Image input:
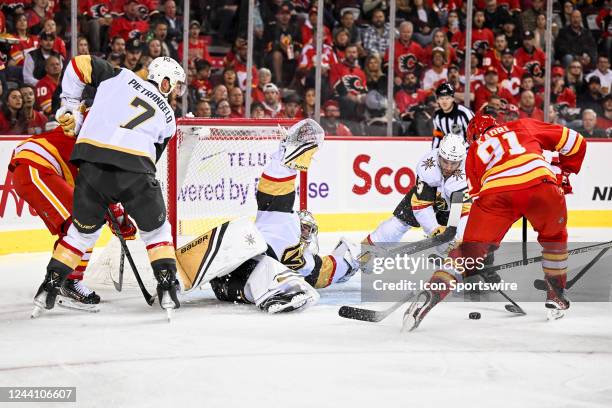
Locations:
466;113;499;143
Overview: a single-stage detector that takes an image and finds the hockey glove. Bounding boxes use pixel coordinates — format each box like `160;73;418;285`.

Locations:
55;98;84;136
429;225;447;238
557;170;573;195
106;203;137;240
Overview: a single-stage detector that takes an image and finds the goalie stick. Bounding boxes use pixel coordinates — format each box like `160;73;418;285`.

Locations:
106;209;155;306
533;246;610;291
338;292;416;323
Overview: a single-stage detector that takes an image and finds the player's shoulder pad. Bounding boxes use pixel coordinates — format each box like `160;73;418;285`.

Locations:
416;149;442;186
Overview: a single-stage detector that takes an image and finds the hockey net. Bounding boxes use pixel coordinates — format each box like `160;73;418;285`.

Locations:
86;118;303;288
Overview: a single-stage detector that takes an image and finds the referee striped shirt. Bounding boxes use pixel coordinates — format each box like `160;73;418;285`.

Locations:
432;103;474;148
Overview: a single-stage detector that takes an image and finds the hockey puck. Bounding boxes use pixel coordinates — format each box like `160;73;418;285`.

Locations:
469;312;481;320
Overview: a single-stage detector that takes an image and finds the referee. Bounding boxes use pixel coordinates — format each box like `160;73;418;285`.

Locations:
431;83;474;148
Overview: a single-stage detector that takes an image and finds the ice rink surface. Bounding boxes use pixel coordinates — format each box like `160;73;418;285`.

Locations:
1;228;611;408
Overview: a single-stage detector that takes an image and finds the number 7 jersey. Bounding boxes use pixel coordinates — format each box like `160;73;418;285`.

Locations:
466;118;586;198
62;55;176;174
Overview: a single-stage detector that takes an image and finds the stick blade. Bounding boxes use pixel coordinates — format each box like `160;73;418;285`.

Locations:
338;306;384;322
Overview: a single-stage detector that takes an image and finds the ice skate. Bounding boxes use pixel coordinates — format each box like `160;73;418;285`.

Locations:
259;279;318;314
544;276;570;321
401;289;442;332
333;238;363;283
154;266;180;322
31;269;70;318
57;279;101;313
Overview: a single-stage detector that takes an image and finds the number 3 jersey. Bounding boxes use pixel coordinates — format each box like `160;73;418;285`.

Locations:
466;118;586;199
61;55;176;174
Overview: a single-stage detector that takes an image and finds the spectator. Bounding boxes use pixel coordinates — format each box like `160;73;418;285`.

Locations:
42;19;67;59
337;10;362;54
520;0;545;33
551;67;577;108
553;1;575;29
555;10;598;68
514;30;545;72
191;59;213;102
35;54;61;115
452;9;495;51
499;13;521;51
362;1;389;22
565;60;585;95
577;109;607;137
423;29;457;69
407;0;440;47
178;21;211;69
361;8;391;56
225;37;259;92
228;87;245;118
482;33;508;71
484;0;511;32
280;93;302;119
585;56;611;96
332;28;350;61
19;84;47;134
121;38;145;78
108;52;123;68
8;13;38;67
0;88;26;134
77;36;90;56
194;100;212;118
147;38;164;58
301;5;332;47
155;0;182;44
518;74;543;107
302;88;316;119
211;84;229;110
222;68;239;94
518;90;544;120
386;22;423;81
364;53;386;95
215;98;232;118
422;47;448;90
297;36;336;89
447;64;472;105
109;0;149;42
263;1;302;87
328;43;367;135
23;31;62;86
27;0;54;35
498;48;523;100
150;20;178;61
578;76;604;116
261;83;283;117
110;36;126;56
250;101;266;119
320;99;352;136
474;66;514;111
597;94;612;131
533;13;550;51
79;0;113;53
395;71;430;122
444;10;462;44
252;67;272;103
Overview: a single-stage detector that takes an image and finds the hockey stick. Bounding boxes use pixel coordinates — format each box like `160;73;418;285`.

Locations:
533;246;610;291
106;209;155;305
427;254;525;315
338;292;416;323
113;245;125;292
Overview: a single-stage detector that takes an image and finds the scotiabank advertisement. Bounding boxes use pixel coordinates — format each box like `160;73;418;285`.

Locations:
1;134;610;253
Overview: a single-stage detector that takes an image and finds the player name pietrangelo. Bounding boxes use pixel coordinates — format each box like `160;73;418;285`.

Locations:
127;78;174;124
371;279;519;292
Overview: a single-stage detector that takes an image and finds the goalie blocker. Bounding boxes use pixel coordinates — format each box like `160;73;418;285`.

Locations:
175;217;319;313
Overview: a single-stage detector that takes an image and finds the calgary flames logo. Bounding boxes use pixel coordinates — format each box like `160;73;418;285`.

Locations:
398;54;418;72
525;61;543;77
341;75;366;93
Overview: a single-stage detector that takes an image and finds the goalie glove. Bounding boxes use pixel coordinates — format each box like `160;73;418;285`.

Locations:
280;119;324;171
55;98;84;136
106;203;137;240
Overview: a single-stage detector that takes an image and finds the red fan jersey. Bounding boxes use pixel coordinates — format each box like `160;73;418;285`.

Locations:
178;37;211;66
8;126;78;187
384;39;423;77
35;74;59;115
109;17;149;41
329;62;367;95
498;64;524;98
79;1;113;18
9;35;38;65
514;47;546;71
298;43;338;71
466;119;586;198
474;84;515;111
452;28;495;51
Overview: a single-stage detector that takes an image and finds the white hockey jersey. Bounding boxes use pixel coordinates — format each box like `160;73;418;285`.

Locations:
62;55;176;174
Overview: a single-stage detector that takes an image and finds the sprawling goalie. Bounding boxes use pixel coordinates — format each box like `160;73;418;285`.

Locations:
174;119;361;313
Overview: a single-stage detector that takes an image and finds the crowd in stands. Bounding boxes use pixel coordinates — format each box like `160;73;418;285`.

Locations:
0;0;610;137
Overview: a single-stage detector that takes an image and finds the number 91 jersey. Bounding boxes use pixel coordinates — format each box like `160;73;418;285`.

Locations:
466;118;586;199
64;56;176;174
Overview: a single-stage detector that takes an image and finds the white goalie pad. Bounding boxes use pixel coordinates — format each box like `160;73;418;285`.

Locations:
175;217;268;291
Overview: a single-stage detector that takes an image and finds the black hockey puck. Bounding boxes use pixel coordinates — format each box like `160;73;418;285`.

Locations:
469;312;481;320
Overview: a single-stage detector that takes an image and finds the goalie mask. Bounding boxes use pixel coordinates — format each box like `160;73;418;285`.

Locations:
438;133;466;177
298;210;318;244
147;57;186;97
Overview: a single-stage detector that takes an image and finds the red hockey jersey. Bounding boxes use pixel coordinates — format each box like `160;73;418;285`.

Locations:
466;119;586;198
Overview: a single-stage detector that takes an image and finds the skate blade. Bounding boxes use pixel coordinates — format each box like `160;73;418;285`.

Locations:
165;307;173;323
546;308;565;321
31;305;44;319
57;297;100;313
267;293;313;314
401;297;425;332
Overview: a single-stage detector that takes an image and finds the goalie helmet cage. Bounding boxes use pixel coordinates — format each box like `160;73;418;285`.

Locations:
164;118;305;247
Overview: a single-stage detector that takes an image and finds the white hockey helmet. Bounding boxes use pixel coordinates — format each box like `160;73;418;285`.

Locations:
147;57;186;97
438;133;467;163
